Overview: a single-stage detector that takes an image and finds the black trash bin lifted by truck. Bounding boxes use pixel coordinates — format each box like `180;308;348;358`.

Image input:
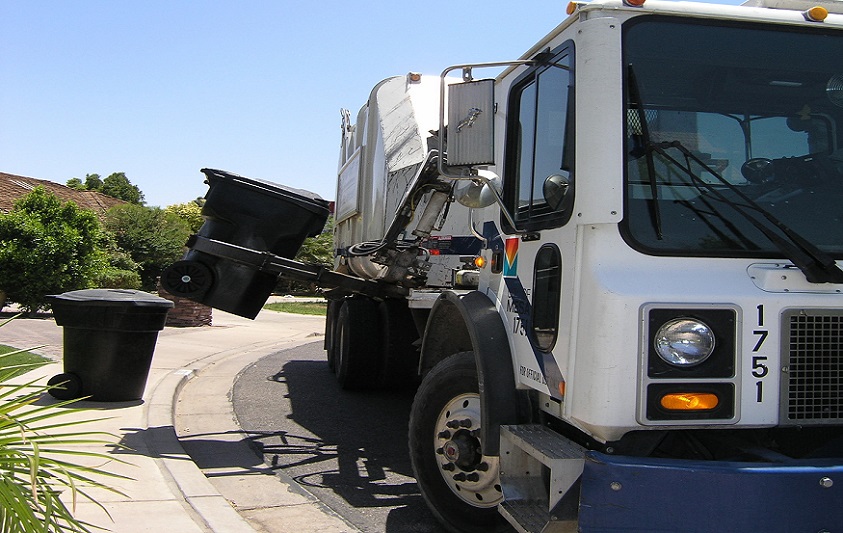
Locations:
162;169;407;320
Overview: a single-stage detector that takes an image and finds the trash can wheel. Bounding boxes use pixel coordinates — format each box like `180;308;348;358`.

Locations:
47;372;83;400
162;260;213;297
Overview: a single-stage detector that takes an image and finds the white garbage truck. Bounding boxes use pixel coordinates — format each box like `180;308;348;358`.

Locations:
165;0;843;530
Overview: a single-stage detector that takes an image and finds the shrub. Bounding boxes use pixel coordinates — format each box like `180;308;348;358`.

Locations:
164;201;204;233
0;188;110;311
104;204;191;291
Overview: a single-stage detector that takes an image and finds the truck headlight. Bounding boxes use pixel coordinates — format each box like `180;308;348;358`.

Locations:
653;318;715;367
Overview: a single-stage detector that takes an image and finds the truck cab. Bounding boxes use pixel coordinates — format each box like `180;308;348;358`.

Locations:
419;0;843;530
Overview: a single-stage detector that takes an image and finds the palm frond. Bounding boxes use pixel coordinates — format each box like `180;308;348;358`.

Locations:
0;317;126;532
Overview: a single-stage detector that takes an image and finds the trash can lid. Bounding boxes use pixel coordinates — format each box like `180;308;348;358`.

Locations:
200;168;330;217
48;289;175;308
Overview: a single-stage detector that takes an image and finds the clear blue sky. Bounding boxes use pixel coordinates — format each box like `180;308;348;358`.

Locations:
1;0;738;207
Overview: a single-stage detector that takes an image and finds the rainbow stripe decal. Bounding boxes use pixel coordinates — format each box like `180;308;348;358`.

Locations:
503;237;518;277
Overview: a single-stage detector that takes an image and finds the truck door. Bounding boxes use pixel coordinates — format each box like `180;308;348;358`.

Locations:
499;44;576;400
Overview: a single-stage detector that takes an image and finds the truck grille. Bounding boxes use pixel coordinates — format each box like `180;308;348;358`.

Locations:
782;310;843;424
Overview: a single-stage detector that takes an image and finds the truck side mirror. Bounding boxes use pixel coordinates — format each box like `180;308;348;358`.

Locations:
543;174;571;211
446;79;495;167
454;170;502;208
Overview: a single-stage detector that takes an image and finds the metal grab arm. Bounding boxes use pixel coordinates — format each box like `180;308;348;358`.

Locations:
187;235;408;299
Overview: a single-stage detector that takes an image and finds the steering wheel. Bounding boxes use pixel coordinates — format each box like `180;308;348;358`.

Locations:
741;157;775;184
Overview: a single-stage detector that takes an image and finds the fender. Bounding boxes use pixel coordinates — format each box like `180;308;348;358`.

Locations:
419;290;519;455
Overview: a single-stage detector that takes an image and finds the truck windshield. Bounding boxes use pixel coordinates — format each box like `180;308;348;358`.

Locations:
622;17;843;259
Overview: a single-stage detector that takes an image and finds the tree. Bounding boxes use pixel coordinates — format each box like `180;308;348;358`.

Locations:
104;204;190;290
165;201;204;233
84;173;103;191
0;188;109;311
66;173;102;191
65;177;85;190
94;233;143;289
66;172;145;204
276;217;334;295
102;172;144;204
295;216;334;267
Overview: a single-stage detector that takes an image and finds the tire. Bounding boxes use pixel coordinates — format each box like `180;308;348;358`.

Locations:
335;297;382;389
377;299;420;387
409;352;509;533
325;299;342;374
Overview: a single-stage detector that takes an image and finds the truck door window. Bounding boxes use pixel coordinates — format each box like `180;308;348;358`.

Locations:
505;45;575;232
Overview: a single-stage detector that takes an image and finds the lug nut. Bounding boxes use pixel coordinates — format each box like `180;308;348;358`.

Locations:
442;463;455;471
466;473;480;482
453;473;467;482
438;430;451;439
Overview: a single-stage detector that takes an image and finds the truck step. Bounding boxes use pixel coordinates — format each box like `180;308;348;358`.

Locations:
499;500;578;533
499;424;585;533
502;424;586;462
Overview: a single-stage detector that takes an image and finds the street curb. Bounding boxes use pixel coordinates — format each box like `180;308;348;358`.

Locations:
174;335;362;532
145;366;257;533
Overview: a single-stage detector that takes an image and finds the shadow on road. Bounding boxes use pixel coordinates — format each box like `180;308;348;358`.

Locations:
232;344;446;532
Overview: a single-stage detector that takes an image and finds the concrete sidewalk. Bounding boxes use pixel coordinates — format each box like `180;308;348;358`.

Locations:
0;306;357;532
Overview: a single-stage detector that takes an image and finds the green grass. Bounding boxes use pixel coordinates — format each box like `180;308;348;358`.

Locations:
264;301;328;316
0;345;50;378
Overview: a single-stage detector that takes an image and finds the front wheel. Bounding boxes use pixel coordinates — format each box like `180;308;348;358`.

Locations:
409;352;509;533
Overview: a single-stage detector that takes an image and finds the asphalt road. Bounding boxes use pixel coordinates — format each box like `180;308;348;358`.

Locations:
231;341;448;533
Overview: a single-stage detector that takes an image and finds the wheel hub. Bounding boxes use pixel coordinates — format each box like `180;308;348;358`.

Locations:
442;431;480;469
434;393;502;508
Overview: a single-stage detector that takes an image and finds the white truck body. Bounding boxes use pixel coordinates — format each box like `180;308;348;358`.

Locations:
171;0;843;530
325;1;843;530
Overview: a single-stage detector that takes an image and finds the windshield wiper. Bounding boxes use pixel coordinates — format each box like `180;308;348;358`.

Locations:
627;65;663;240
650;140;843;284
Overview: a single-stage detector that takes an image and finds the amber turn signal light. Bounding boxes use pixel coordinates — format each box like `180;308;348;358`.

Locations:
660;392;719;411
804;6;828;21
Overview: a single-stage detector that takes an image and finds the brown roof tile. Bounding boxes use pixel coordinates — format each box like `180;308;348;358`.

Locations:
0;172;125;218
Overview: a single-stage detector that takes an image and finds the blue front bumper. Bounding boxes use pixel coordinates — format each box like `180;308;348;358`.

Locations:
578;451;843;532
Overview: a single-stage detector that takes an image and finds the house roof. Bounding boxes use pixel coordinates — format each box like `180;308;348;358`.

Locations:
0;172;125;217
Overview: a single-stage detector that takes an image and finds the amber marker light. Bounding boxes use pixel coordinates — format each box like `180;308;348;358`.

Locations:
804;6;828;21
474;256;487;269
566;2;578;15
660;392;719;411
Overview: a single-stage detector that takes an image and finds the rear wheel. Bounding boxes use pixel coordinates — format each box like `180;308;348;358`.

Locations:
325;299;342;374
377;299;420;387
335;297;381;389
409;352;509;532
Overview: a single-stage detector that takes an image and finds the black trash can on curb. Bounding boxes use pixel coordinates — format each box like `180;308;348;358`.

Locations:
165;168;330;319
47;289;173;402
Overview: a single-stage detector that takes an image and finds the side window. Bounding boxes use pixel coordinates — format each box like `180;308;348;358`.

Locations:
505;45;575;232
532;244;562;352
